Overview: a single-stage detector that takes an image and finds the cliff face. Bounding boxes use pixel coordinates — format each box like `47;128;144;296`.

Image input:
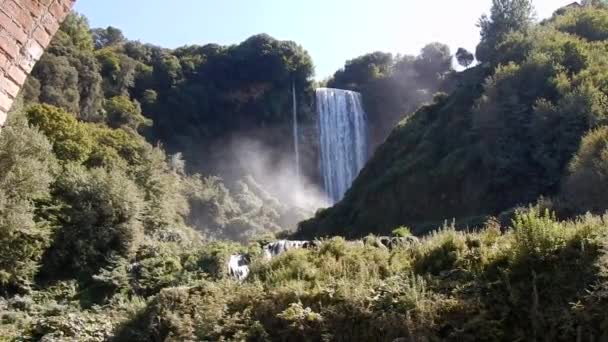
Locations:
297;61;579;239
297;70;489;239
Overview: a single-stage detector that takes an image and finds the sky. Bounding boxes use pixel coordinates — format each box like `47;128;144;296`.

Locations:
74;0;576;79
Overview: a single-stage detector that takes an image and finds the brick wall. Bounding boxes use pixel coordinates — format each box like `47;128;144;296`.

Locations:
0;0;75;125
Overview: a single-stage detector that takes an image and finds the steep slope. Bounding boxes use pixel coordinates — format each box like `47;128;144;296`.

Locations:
298;7;608;238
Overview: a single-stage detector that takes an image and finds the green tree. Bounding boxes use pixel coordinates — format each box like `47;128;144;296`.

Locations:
476;0;535;62
0;113;57;289
32;54;80;114
53;13;94;52
552;5;608;41
456;47;475;68
104;95;151;130
414;42;453;87
92;26;126;49
562;127;608;214
582;0;608;8
329;52;394;91
26;104;94;163
45;165;144;277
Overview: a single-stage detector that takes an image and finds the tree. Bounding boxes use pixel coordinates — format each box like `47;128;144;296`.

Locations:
328;52;394;90
552;5;608;41
456;48;475;68
104;95;152;130
26;104;94;163
31;13;105;121
582;0;608;8
0;114;57;289
45;165;144;277
476;0;535;63
54;13;94;51
32;54;81;114
562;127;608;214
414;43;453;87
92;26;125;49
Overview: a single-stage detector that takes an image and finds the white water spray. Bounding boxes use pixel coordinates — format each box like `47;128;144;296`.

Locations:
292;81;300;190
316;88;369;204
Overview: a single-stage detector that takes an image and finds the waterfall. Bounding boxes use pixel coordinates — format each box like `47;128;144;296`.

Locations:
262;240;315;260
292;81;300;189
316;88;369;204
228;254;250;281
228;240;316;281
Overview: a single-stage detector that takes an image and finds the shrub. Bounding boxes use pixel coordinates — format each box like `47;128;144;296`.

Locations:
0;117;57;290
103;95;151;130
26;104;94;163
44;165;144;277
510;207;569;262
553;7;608;42
392;226;413;237
413;227;469;275
562;127;608;214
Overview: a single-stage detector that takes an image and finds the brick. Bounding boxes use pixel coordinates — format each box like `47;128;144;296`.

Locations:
37;0;55;7
49;1;69;21
40;12;59;34
0;91;13;113
7;65;27;85
0;11;28;43
0;110;7;126
0;53;8;72
19;40;44;71
1;1;35;30
19;40;44;73
0;74;20;97
22;1;46;19
0;34;19;59
32;26;50;46
25;40;43;59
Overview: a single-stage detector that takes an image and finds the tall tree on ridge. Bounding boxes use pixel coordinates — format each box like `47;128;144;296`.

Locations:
476;0;535;63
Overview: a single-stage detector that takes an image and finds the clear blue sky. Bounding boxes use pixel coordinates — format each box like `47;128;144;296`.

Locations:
74;0;575;79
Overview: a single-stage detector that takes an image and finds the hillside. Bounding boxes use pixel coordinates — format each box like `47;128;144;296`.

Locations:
4;1;608;341
299;5;608;238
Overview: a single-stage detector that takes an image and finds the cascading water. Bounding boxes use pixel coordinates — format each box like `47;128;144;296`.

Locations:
292;81;300;189
316;88;369;203
228;240;315;280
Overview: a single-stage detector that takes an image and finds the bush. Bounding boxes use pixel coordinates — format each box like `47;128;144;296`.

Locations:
392;226;413;237
0;116;57;290
103;95;151;130
562;127;608;214
511;207;568;262
44;165;144;277
26;104;94;163
553;7;608;42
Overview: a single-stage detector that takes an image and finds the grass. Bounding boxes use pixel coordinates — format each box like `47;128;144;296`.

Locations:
3;207;608;341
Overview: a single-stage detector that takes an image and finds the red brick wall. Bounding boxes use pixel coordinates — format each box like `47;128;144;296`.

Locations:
0;0;75;125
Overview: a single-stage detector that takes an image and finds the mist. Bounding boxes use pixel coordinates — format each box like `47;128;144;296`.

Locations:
183;126;330;242
222;136;330;215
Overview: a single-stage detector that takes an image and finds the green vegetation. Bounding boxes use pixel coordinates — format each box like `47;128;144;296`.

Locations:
25;13;315;178
20;13;315;243
4;1;608;340
299;3;608;238
4;208;608;341
327;43;453;147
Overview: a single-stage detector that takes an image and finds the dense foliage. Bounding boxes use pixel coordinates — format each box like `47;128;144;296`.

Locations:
4;1;608;340
299;4;608;238
3;209;608;341
21;13;318;242
327;43;453;148
24;13;315;178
